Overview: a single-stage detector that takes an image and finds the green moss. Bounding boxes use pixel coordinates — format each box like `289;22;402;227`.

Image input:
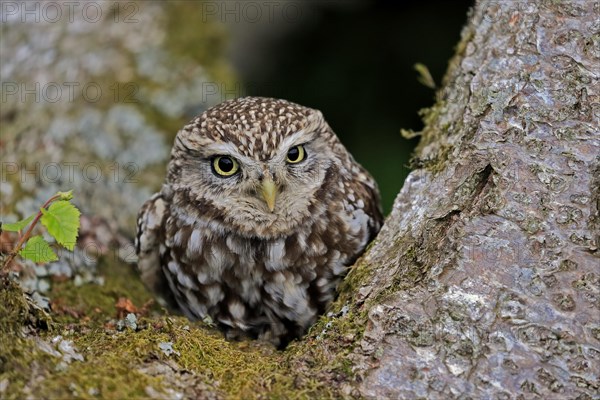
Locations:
399;245;425;285
0;275;55;398
0;335;58;399
44;315;336;399
174;321;287;397
49;258;157;326
370;242;429;305
0;275;31;333
419;104;442;129
285;318;361;397
33;326;170;399
338;260;373;303
0;258;167;398
454;29;474;60
404;97;456;175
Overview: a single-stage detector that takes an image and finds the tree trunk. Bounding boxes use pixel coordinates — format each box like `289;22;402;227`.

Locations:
314;0;599;397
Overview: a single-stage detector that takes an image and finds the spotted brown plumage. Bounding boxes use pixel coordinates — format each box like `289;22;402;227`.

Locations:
135;97;383;347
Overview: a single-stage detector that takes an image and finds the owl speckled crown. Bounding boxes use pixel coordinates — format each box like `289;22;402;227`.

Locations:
177;97;328;161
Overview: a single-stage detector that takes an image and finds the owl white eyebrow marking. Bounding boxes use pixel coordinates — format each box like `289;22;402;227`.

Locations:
203;142;259;166
277;130;315;157
205;142;244;157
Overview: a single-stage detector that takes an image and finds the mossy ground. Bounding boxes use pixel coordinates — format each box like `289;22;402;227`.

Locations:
1;256;362;399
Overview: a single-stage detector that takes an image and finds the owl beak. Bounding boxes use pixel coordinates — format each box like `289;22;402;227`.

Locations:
261;177;277;212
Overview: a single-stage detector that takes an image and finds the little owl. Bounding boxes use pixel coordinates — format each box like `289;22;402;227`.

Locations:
136;97;383;347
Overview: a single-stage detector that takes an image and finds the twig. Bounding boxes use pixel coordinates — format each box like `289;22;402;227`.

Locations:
1;193;61;272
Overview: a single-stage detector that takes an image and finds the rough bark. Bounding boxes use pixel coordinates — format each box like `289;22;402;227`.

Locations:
329;0;599;397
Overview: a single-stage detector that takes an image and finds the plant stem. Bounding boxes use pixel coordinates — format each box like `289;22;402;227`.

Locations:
1;193;61;272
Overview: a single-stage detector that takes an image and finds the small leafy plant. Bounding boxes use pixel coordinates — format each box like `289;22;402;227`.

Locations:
1;190;81;272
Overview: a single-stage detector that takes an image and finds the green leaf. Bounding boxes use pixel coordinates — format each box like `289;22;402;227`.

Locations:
57;190;73;201
2;214;35;232
40;200;81;251
19;235;58;263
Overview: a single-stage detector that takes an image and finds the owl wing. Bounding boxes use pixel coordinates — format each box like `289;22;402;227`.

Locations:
135;192;177;308
356;166;385;239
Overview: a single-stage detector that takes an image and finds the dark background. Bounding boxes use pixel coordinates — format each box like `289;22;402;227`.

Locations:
229;0;473;212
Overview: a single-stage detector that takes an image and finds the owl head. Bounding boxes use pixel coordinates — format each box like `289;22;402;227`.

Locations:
166;97;351;238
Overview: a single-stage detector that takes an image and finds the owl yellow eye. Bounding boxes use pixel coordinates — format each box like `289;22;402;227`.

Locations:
286;145;306;164
212;156;239;177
